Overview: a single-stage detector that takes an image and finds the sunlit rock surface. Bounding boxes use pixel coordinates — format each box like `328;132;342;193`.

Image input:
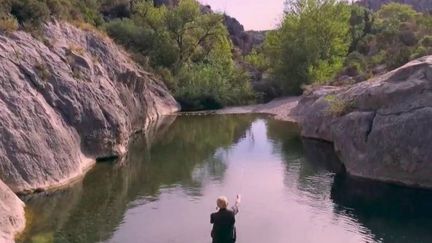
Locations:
294;56;432;188
0;21;178;240
0;180;24;243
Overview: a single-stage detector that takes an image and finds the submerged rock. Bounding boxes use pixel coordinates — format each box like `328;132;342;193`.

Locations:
294;56;432;188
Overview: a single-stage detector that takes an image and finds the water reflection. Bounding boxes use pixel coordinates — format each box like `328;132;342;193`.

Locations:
18;115;432;243
19;115;255;242
332;174;432;243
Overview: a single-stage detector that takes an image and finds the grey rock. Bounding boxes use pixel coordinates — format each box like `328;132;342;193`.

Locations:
0;21;178;240
0;21;178;194
0;179;25;243
293;56;432;188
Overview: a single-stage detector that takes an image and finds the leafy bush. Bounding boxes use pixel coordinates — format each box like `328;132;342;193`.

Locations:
344;51;367;76
244;49;270;72
175;61;254;110
370;50;387;66
420;35;432;47
105;18;154;52
10;0;50;28
324;95;355;116
388;47;412;68
264;0;351;94
411;46;427;59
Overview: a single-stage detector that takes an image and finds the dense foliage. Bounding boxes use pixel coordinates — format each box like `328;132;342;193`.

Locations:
0;0;255;110
349;3;432;72
105;0;254;110
248;0;351;95
245;0;432;95
3;0;432;103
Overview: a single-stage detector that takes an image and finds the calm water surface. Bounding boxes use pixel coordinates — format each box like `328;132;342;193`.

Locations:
20;115;432;243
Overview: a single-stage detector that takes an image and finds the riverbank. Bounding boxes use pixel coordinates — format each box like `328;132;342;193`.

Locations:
215;97;300;121
226;56;432;189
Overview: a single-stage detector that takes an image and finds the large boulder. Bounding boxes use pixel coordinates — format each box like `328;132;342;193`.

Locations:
293;56;432;188
0;21;179;194
0;180;25;243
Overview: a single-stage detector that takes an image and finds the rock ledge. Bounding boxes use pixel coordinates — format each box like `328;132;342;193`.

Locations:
293;56;432;188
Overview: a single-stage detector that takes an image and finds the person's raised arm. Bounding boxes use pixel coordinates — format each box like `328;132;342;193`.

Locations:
231;194;241;215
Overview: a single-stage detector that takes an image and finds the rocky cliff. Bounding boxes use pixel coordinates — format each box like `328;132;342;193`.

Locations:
0;180;24;243
293;56;432;188
357;0;432;12
0;21;178;240
223;14;266;54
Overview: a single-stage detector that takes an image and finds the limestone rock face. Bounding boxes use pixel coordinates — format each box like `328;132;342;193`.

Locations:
0;21;179;194
0;179;25;243
294;56;432;188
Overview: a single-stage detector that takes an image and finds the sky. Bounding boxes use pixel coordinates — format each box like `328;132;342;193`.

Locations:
198;0;285;31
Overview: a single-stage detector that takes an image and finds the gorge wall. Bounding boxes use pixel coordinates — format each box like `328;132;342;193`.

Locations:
0;21;179;241
293;56;432;188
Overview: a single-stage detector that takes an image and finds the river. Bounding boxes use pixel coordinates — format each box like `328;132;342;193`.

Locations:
19;115;432;243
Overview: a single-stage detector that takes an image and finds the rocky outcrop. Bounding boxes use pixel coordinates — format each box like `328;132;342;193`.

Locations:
0;180;25;243
0;22;178;194
358;0;432;12
223;14;266;54
293;56;432;188
0;21;178;240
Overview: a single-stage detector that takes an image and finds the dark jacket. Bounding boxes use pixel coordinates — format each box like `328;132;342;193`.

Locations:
210;206;238;243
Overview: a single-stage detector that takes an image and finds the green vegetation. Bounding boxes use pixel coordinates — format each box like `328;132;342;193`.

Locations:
244;0;432;96
324;94;355;116
254;0;352;95
0;0;254;110
3;0;432;106
105;0;254;110
34;62;51;81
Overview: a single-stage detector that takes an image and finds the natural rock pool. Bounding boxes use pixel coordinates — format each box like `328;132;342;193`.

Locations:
19;115;432;243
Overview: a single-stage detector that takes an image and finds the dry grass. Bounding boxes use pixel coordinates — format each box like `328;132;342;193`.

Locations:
324;95;355;116
68;43;85;56
0;16;19;33
71;20;108;40
34;62;51;82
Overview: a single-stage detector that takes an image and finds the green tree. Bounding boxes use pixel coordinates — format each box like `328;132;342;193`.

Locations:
267;0;351;94
374;3;417;33
106;0;255;110
349;5;373;52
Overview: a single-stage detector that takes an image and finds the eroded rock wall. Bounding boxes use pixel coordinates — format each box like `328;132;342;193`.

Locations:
0;21;178;240
0;22;178;193
294;56;432;188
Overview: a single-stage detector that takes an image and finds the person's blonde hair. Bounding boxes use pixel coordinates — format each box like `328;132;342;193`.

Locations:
216;196;228;209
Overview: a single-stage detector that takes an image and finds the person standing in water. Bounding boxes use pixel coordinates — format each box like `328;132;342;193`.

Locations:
210;195;241;243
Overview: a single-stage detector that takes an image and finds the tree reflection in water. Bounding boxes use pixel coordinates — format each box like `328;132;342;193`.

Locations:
19;115;256;243
19;115;432;243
